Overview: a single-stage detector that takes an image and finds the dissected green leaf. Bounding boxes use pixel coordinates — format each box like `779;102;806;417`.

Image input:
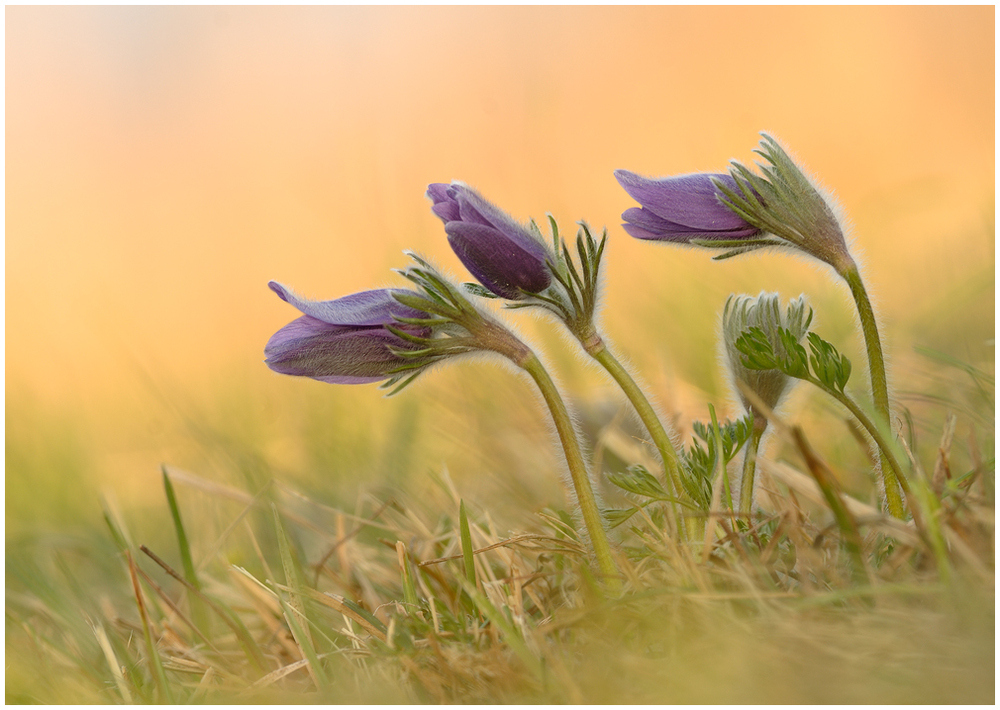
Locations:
604;507;641;529
807;332;852;392
682;415;754;509
608;464;669;500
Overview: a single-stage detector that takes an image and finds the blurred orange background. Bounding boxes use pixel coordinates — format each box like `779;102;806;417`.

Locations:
6;7;994;521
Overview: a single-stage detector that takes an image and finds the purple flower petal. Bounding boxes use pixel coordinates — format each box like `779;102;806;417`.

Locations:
265;283;434;386
445;222;552;300
427;183;461;223
615;169;762;241
265;314;415;384
268;282;425;327
427;181;553;299
621;207;762;242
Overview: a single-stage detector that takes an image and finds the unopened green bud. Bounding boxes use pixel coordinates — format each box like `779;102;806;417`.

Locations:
722;292;813;422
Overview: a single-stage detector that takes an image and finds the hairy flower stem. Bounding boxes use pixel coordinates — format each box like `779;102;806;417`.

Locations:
821;383;911;504
520;353;622;594
586;338;687;541
739;419;767;520
840;264;904;518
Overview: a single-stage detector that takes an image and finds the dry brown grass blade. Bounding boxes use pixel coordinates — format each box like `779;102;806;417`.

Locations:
126;549;171;700
227;567;301;659
417;533;583;567
312;499;393;586
932;414;958;494
788;426;869;580
134;564;223;657
274;585;388;644
239;659;311;697
91;621;134;703
140;546;269;673
941;526;993;582
758;459;921;546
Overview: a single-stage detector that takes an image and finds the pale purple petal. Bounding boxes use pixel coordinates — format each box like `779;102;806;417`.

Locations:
268;282;425;326
621;207;761;242
427;183;461;223
614;169;765;244
615;170;753;232
451;185;522;236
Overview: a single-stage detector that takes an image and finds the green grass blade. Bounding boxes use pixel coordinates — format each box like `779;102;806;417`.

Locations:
397;541;420;609
276;590;331;692
272;504;331;691
162;466;210;634
162;466;199;590
459;501;477;588
455;576;543;682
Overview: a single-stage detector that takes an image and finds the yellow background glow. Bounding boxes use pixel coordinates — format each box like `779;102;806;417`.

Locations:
6;6;994;516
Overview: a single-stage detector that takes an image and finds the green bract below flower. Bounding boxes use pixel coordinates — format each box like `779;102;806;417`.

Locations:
713;133;855;273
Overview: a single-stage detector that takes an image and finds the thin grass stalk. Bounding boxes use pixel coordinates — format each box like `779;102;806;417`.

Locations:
91;621;134;704
822;385;910;501
140;545;268;674
789;428;868;583
709;404;736;522
126;550;174;703
397;542;421;608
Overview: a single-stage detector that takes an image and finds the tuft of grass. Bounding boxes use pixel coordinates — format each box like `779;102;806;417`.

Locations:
5;347;994;704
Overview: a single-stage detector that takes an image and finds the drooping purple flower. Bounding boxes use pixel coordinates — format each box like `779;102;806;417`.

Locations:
427;182;552;300
614;170;763;243
616;136;855;271
264;282;430;384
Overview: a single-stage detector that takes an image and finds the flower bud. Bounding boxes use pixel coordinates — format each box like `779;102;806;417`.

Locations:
264;282;431;384
722;292;812;420
427;182;552;299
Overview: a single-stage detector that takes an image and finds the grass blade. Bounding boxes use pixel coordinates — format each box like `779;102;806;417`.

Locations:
126;550;174;704
459;500;477;588
162;465;199;590
272;504;331;691
397;541;420;609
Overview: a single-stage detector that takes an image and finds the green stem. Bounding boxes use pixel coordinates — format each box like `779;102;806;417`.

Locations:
841;265;904;518
520;353;622;594
588;340;690;542
739;420;766;518
588;342;685;497
822;382;911;502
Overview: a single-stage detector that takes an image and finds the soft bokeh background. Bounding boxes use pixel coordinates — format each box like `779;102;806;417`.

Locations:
7;6;994;536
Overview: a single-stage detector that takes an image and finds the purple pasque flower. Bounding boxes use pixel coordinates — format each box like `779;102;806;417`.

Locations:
265;282;430;384
614;170;764;243
427;182;552;300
